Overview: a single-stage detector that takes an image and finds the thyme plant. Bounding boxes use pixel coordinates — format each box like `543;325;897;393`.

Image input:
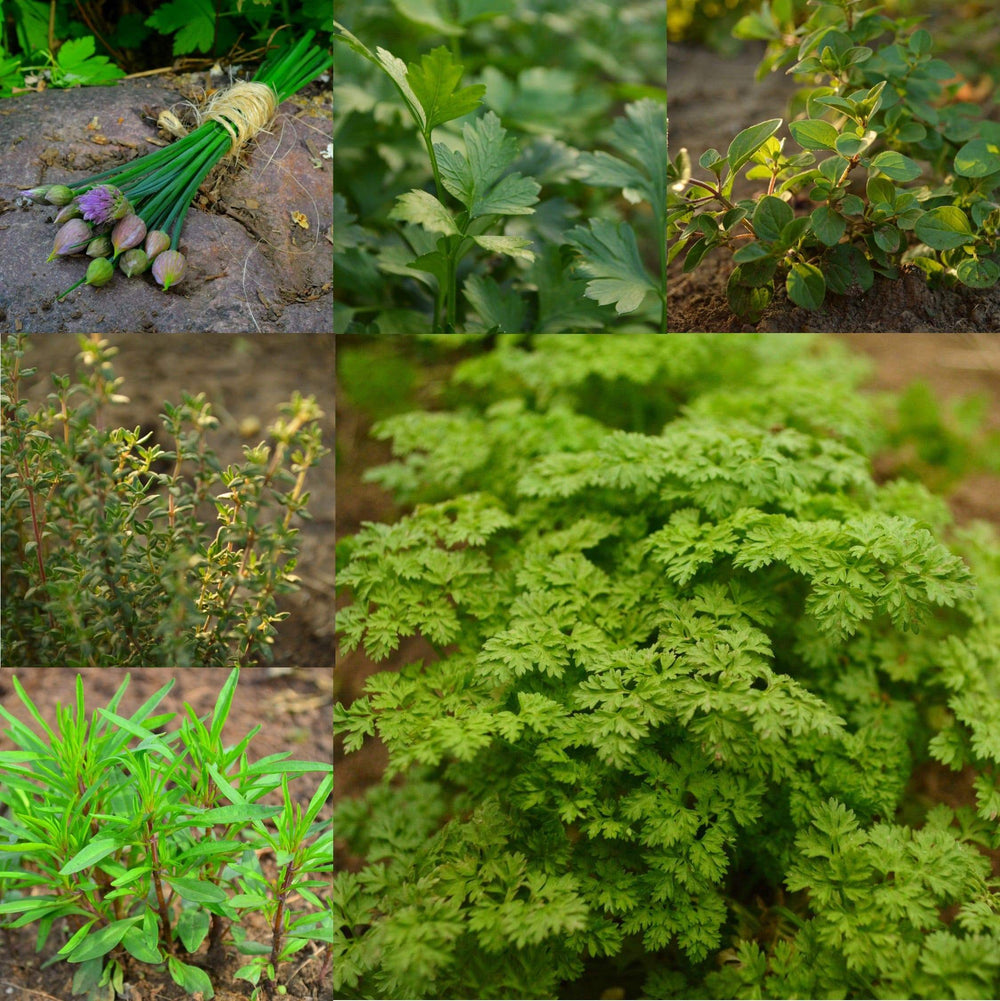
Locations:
335;335;1000;999
668;0;1000;321
0;334;328;666
0;668;333;1000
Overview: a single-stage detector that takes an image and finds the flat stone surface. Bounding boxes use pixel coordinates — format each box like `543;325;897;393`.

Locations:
0;78;333;332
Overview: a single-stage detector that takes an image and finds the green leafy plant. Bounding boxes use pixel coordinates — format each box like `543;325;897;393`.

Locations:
668;0;1000;322
0;333;328;667
335;334;1000;999
0;667;333;999
334;17;666;333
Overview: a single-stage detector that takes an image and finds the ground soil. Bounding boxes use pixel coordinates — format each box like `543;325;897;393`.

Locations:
9;333;335;668
667;43;1000;333
0;666;334;1000
334;336;1000;812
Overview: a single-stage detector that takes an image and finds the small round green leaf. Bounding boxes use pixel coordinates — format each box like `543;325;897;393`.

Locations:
914;206;975;250
786;262;826;310
810;205;846;246
954;139;1000;178
733;241;771;263
789;119;840;151
869;151;922;181
752;195;794;242
955;258;1000;289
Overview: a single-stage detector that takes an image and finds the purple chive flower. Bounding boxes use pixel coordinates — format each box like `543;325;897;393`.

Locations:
77;184;129;225
47;219;93;261
152;250;186;291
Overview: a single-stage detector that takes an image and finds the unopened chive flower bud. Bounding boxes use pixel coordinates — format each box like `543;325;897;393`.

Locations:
77;184;129;225
47;219;92;261
111;214;147;257
152;249;186;290
44;184;75;206
119;249;148;277
19;185;51;203
87;236;113;258
54;203;84;225
144;230;171;260
85;257;114;288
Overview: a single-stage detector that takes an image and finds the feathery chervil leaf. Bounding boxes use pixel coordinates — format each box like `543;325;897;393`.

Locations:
435;111;541;218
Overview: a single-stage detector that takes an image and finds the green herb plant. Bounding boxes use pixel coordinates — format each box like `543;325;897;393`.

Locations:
334;21;666;334
0;333;328;667
668;0;1000;322
334;334;1000;999
0;667;333;1000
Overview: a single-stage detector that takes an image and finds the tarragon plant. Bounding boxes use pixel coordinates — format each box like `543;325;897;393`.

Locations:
1;333;328;667
335;335;1000;999
668;0;1000;321
334;21;666;333
0;667;333;1000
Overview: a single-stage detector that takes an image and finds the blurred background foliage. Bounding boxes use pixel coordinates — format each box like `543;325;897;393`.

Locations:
668;0;999;85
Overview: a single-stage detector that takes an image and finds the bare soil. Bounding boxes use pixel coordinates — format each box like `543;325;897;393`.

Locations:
0;666;334;1001
667;43;1000;333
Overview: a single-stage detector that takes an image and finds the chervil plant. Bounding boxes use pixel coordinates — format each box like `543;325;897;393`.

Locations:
0;667;333;1000
0;333;328;667
668;0;1000;322
335;335;1000;999
334;20;666;333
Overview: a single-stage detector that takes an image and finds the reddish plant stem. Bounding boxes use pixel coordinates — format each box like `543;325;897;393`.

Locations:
267;862;296;991
148;826;174;952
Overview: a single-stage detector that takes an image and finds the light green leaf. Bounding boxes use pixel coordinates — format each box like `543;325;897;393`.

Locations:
435;111;539;217
470;234;536;263
164;875;229;903
567;219;659;314
869;150;922;181
914;206;975;250
177;908;211;953
954;139;1000;178
407;46;485;132
145;0;214;55
727;118;783;177
168;955;215;997
59;838;119;876
789;119;839;151
65;918;139;963
390;0;464;35
389;191;458;235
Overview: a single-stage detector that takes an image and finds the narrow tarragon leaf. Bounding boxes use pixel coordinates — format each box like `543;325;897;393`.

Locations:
167;956;215;995
389;190;459;235
59;838;119;876
66;917;140;963
164;875;229;903
567;219;659;314
407;46;485;132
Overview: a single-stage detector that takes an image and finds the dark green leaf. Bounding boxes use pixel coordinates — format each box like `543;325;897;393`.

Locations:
914;206;975;250
786;262;826;310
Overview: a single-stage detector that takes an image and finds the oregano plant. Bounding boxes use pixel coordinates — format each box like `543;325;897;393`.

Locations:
335;335;1000;999
334;21;667;333
668;0;1000;322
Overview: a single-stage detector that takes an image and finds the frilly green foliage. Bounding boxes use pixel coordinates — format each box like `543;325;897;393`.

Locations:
335;334;1000;1000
